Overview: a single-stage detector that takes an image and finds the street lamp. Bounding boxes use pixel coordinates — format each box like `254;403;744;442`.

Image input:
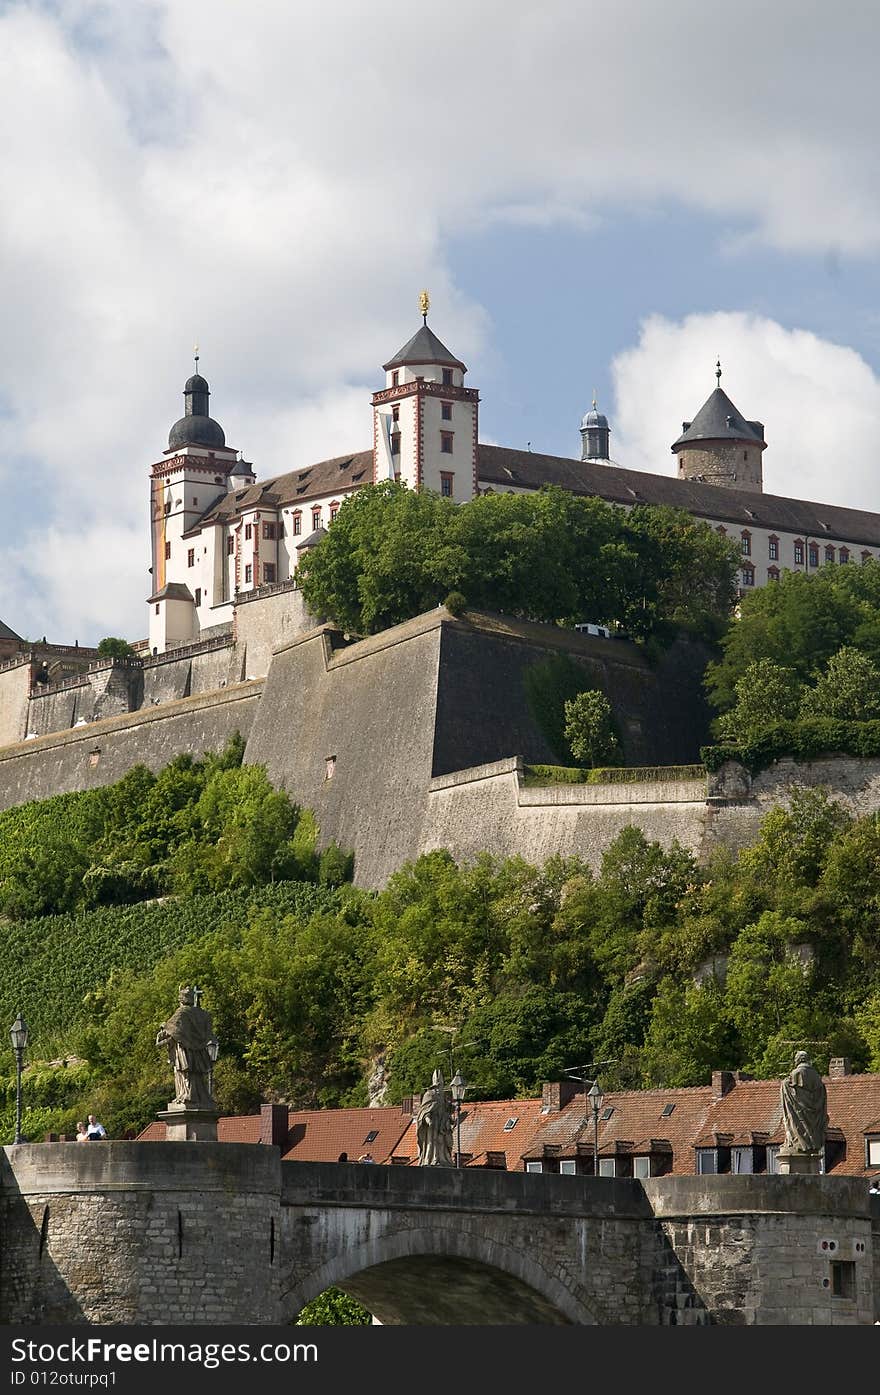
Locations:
207;1036;220;1101
588;1079;604;1177
10;1013;28;1145
450;1071;466;1168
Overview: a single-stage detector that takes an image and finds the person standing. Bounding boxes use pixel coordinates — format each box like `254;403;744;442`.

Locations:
86;1115;107;1140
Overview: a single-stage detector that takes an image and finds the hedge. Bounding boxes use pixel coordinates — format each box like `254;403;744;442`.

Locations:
524;763;706;786
701;717;880;774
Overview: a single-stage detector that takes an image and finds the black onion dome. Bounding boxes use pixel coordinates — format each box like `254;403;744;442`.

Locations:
168;369;226;450
168;414;227;449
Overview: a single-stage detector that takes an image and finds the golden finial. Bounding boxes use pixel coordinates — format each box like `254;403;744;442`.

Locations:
419;289;430;323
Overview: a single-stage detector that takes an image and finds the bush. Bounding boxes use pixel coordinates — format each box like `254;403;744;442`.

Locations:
701;716;880;773
443;591;467;616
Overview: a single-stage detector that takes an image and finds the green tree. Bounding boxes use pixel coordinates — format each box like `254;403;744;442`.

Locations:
799;646;880;722
715;659;803;743
706;560;880;714
298;482;738;643
564;689;622;767
641;977;737;1087
97;637;136;659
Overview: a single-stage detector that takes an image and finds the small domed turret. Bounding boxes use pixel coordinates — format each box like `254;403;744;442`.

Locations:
580;396;611;462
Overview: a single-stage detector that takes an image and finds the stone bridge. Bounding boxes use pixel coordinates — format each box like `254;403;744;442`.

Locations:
1;1144;878;1325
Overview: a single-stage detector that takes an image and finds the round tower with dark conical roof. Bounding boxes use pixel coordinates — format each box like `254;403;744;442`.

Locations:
672;361;766;492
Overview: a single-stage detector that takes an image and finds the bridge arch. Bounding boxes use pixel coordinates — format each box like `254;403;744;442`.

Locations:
282;1222;598;1325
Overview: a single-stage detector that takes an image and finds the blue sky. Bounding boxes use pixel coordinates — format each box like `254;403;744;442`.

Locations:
2;0;880;642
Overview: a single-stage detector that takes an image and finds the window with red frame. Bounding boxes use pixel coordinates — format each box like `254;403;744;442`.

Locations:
740;565;755;587
767;566;780;582
768;536;779;560
825;544;835;562
794;539;804;564
312;509;321;530
440;472;454;498
187;548;195;567
292;512;302;535
245;523;252;540
741;530;751;556
809;543;819;567
244;564;252;584
227;536;234;555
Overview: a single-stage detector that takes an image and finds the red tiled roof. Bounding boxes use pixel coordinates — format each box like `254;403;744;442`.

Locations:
137;1072;880;1176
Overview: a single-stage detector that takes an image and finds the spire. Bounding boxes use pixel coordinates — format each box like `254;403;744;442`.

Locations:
716;358;722;387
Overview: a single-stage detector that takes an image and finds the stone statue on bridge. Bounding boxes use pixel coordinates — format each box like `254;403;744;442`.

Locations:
157;986;218;1112
778;1051;828;1173
416;1068;454;1167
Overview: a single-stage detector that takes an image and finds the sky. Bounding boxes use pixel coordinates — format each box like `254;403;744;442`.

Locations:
3;0;880;642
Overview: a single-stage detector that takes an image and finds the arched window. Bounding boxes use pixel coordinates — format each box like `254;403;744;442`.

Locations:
839;547;850;563
825;544;836;563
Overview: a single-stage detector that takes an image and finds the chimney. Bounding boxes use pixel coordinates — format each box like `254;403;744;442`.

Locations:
828;1058;851;1078
259;1103;288;1148
541;1081;580;1111
400;1096;416;1118
711;1070;736;1100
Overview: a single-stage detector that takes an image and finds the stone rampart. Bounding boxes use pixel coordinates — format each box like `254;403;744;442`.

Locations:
0;661;33;748
234;584;316;682
0;681;262;811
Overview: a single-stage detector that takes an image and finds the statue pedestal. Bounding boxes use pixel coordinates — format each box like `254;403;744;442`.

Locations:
157;1106;220;1142
777;1149;823;1175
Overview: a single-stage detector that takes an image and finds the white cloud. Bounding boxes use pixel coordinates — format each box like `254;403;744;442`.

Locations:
612;312;880;511
2;2;880;637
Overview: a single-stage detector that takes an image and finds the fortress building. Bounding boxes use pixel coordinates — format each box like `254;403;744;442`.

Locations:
148;314;880;655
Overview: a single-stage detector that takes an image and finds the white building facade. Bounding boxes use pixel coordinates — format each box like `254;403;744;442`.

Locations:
147;323;880;653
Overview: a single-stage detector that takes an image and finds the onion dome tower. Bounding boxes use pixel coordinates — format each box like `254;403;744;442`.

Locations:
167;371;227;451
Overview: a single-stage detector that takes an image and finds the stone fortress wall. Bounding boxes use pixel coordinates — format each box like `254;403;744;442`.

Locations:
1;1144;876;1325
0;602;879;884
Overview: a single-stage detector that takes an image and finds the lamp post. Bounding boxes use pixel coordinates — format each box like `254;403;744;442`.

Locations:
450;1070;466;1168
10;1013;28;1145
588;1079;604;1177
207;1036;219;1101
